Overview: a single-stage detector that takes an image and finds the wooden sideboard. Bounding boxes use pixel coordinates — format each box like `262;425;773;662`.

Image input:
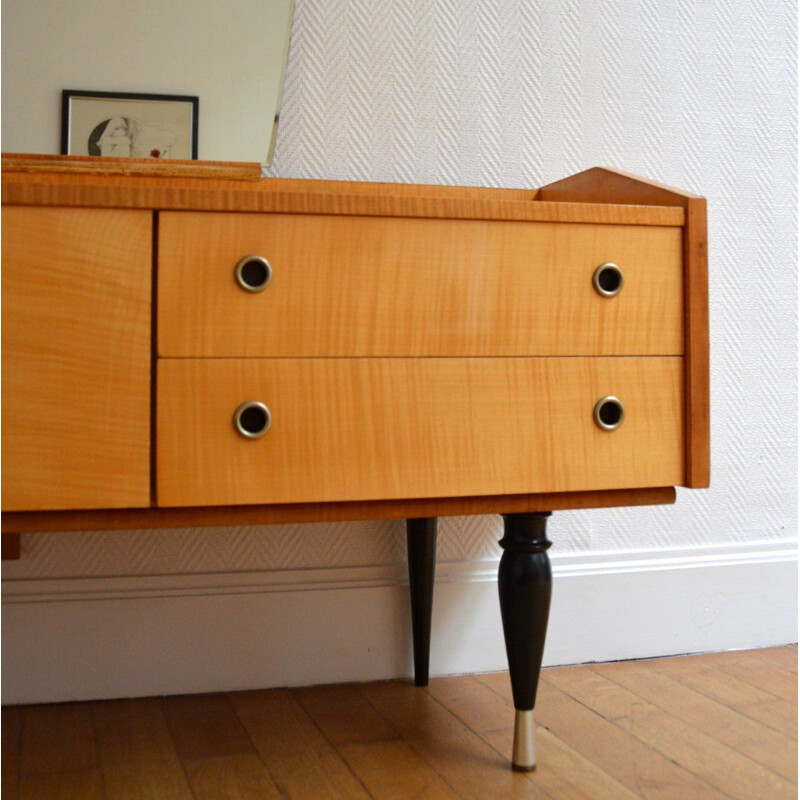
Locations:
1;154;709;771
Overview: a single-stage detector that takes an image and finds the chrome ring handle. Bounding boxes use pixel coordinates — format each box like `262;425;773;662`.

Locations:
234;255;273;292
593;396;625;431
592;262;624;297
233;401;272;439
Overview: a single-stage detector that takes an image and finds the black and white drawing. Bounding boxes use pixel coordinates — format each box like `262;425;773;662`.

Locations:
62;91;198;159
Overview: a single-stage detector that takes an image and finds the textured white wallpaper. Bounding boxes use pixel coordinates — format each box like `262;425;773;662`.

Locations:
4;0;796;582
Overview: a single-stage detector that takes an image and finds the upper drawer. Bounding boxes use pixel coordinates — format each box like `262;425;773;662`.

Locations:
158;212;684;357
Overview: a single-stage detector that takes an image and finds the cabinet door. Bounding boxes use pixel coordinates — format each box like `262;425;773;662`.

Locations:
2;207;151;511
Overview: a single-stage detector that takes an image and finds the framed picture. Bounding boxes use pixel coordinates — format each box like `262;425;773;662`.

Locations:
61;90;198;160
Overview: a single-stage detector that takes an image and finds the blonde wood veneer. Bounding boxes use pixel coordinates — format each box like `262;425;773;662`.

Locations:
158;214;683;357
1;163;685;227
1;488;677;533
2;153;262;181
157;357;684;508
1;207;151;511
539;166;709;488
1;160;706;537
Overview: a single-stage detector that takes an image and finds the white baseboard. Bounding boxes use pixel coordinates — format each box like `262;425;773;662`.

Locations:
2;541;796;705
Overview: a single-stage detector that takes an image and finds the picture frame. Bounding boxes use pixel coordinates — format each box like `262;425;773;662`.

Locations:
61;90;199;160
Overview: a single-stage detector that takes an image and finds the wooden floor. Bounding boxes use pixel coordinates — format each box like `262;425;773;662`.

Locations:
2;647;796;800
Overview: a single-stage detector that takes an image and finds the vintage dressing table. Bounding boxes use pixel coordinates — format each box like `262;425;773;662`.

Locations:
1;154;708;770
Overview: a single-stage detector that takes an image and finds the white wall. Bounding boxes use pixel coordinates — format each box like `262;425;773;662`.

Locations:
1;0;292;163
2;0;797;703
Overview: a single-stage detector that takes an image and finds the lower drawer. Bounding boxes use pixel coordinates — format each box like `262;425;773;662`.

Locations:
156;357;684;507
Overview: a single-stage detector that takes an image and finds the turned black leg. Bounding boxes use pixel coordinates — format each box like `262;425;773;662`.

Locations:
406;517;437;686
498;512;552;771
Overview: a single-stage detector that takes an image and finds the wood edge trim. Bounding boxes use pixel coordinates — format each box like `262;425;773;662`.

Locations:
1;534;21;560
537;166;703;207
2;153;263;181
1;488;677;533
150;211;159;505
536;166;709;487
585;166;704;199
2;156;536;199
683;196;711;487
0;186;685;227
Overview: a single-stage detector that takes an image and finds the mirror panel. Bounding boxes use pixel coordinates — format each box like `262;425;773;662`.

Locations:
1;0;294;165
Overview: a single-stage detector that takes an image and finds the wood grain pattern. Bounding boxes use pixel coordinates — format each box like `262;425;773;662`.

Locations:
537;165;704;206
92;699;193;800
687;651;798;703
19;704;97;775
654;656;799;740
0;487;677;533
2;707;23;800
591;659;797;781
2;169;685;226
3;649;795;800
228;689;371;800
538;166;709;488
427;676;641;799
477;672;731;800
1;164;705;528
683;196;710;487
159;214;683;357
749;645;798;673
2;534;21;560
183;754;283;800
2;155;537;199
2;153;262;181
357;680;550;799
292;686;397;746
1;207;151;511
542;666;796;799
19;769;103;800
337;740;462;800
161;695;254;761
156;357;684;507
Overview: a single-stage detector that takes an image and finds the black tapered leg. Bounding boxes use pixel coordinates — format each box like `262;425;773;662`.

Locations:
406;517;438;687
498;511;552;771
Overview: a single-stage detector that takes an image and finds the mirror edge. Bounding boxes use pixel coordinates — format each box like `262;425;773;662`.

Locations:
264;0;296;169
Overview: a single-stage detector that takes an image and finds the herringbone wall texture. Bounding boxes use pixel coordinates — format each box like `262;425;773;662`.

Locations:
4;0;796;580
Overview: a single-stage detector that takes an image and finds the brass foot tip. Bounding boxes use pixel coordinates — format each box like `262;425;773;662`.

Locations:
511;709;536;771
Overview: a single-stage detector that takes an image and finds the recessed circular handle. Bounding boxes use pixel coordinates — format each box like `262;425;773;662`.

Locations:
234;255;273;292
592;262;624;297
593;396;625;431
233;401;272;439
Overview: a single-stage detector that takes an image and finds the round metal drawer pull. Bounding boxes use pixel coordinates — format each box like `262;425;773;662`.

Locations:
592;262;624;297
593;396;625;431
233;401;272;439
234;255;273;292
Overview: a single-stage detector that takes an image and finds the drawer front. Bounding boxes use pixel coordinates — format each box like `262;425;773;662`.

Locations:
156;357;684;507
158;213;683;357
2;207;152;511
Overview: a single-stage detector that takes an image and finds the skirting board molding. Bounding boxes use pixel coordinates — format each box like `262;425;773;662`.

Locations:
2;540;796;704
